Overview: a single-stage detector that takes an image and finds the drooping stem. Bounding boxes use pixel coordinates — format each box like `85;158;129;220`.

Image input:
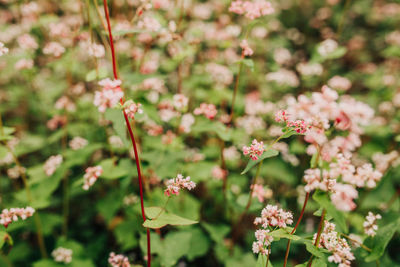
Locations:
283;191;310;267
102;1;151;266
307;209;326;267
0;114;47;258
336;0;352;39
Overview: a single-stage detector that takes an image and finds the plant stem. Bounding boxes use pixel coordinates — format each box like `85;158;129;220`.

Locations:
307;209;326;267
340;233;372;252
265;247;271;267
0;114;47;258
283;192;310;267
102;1;151;266
336;0;352;39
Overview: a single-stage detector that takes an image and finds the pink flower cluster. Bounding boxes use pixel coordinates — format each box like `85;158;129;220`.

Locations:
44;154;63;176
83;166;103;190
0;206;35;228
315;221;355;267
124;100;143;119
240;39;253;56
193;103;217;120
164;174;196;196
363;212;381;237
285;85;374;161
108;252;131;267
52;247;73;264
251;184;272;203
254;204;293;228
94;78;124;113
252;229;273;255
229;0;275;20
275;110;311;134
243;139;265;160
0;42;9;56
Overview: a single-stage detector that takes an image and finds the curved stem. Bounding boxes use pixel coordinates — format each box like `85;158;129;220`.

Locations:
283;192;310;267
340;233;372;252
102;1;151;266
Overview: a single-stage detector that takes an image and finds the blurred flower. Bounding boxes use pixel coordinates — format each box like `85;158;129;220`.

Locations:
0;207;35;228
52;247;73;264
44;155;63;176
83;166;103;190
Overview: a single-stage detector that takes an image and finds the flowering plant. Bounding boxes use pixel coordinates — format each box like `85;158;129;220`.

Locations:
0;0;399;266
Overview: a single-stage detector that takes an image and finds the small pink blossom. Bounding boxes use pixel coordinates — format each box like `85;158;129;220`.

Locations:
211;166;228;180
229;0;275;20
363;212;381;237
0;207;35;228
88;43;105;58
164;174;196;196
69;137;88;150
94;78;124;113
254;204;293;228
44;155;63;176
194;103;217;120
173;94;189;110
108;252;131;267
83;166;103;190
240;39;254;56
43;42;65;57
0;42;9;56
243;139;265;160
52;247;73;264
14;59;34;70
124;100;143;119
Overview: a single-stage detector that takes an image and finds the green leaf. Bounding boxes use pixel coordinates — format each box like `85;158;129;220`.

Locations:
104;108;130;147
144;206;163;219
143;209;198;229
0;231;12;249
0;126;15;141
313;191;348;233
305;241;325;258
186;228;211;260
99;159;129;179
364;216;400;262
0;145;8;159
85;67;108;82
241;149;279;174
202;223;230;244
161;232;192;267
242;59;254;72
269;228;301;241
256;254;273;267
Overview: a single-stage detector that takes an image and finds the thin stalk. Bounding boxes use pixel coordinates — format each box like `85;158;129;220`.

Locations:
102;1;151;266
336;0;352;39
265;246;271;267
229;29;250;123
283;192;310;267
307;209;326;267
0;114;47;258
340;233;372;252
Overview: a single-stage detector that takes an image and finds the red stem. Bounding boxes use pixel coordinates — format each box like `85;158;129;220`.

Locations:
102;1;151;266
283;192;310;267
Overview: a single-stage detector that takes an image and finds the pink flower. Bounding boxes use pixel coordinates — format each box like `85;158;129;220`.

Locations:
14;59;34;70
252;229;273;255
240;39;254;56
315;221;355;267
331;183;358;211
94;78;124;113
254;204;293;228
193;103;217;119
0;207;35;228
69;137;88;150
229;0;274;20
88;43;105;58
243;139;265;160
363;212;381;237
52;247;73;264
44;155;63;176
164;174;196;196
108;252;131;267
0;42;9;56
251;184;272;203
274;109;290;123
173;94;189;110
42;42;65;57
211;166;228;180
124;100;143;119
83;166;103;190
